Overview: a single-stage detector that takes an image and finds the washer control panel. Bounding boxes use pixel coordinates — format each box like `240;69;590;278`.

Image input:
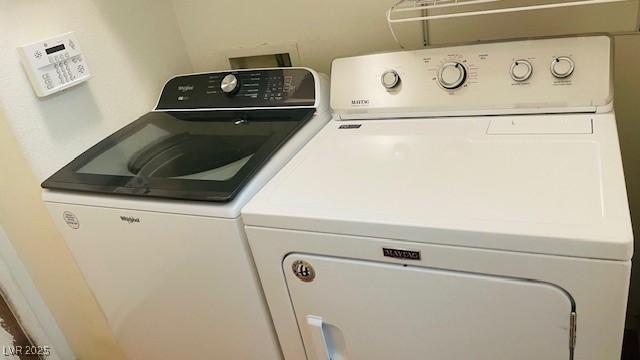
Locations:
156;68;316;110
18;32;90;97
331;36;611;118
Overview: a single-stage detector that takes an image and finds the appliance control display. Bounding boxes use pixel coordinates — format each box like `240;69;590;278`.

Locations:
156;68;316;109
45;44;65;54
18;31;91;98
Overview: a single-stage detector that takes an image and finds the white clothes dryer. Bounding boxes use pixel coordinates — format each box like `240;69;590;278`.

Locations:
243;36;632;360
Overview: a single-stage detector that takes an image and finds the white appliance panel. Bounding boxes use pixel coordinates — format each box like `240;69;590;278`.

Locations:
244;113;632;260
45;201;281;360
283;254;573;360
331;36;611;118
247;226;630;360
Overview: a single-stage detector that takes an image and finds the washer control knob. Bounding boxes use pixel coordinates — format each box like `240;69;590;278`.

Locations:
381;70;400;89
550;57;575;79
438;62;467;90
510;59;532;82
221;74;240;94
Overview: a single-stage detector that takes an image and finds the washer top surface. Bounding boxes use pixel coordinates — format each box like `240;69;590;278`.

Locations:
42;68;331;218
242;113;633;260
42;68;328;204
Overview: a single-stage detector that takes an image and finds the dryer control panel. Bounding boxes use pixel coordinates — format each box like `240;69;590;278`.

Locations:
18;32;91;97
156;68;316;110
331;36;612;119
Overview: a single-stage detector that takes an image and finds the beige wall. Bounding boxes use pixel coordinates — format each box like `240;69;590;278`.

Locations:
425;0;638;45
0;0;192;358
0;0;192;181
0;112;126;360
171;0;639;74
613;33;640;328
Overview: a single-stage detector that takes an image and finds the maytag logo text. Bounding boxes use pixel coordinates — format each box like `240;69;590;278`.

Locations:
382;248;421;260
351;99;370;106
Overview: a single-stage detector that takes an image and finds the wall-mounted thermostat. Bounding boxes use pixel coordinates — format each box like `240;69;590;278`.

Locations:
18;32;91;97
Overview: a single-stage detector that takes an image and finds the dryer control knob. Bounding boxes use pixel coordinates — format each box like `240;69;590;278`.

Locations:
510;59;532;82
221;74;240;94
550;57;574;79
381;70;400;89
437;62;467;90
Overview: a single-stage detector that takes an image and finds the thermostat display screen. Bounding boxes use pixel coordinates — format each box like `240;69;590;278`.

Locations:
45;44;65;54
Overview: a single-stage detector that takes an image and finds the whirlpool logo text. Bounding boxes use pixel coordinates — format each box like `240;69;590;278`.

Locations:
120;216;140;224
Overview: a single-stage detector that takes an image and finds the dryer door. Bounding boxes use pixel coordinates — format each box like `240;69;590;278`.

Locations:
283;254;575;360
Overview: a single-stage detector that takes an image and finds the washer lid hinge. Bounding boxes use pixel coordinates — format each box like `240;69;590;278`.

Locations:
569;312;577;350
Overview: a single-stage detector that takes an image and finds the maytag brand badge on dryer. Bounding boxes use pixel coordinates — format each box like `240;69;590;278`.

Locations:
351;99;370;107
382;248;421;260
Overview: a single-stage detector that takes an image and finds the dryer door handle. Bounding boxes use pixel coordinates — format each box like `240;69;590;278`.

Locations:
306;315;333;360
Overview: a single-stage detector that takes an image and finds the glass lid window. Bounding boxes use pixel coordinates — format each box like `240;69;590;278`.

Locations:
42;109;315;202
78;117;265;181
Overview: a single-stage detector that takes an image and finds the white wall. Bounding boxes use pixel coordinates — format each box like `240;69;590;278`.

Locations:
0;0;192;181
171;0;639;74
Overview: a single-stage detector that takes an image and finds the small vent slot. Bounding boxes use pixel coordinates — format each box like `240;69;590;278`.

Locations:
229;53;292;69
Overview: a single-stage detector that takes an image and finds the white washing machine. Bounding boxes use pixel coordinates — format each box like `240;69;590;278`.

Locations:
243;36;633;360
42;68;329;359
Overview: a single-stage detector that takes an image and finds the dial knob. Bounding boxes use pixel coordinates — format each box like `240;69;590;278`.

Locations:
221;74;240;94
381;70;400;89
550;57;574;79
438;62;467;90
510;59;532;82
